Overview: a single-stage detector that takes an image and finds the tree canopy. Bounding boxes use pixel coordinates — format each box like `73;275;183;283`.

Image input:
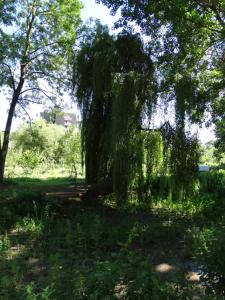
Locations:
0;0;83;182
98;0;225;139
74;0;225;203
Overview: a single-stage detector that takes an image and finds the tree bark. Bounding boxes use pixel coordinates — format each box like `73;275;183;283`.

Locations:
0;80;24;183
0;3;35;183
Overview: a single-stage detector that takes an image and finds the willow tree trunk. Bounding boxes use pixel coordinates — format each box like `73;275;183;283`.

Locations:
0;81;24;183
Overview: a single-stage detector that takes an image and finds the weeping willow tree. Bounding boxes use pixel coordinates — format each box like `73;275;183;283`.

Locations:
75;23;115;184
75;22;204;204
111;32;157;204
141;130;164;201
74;24;157;204
140;75;201;202
170;76;200;200
156;76;201;201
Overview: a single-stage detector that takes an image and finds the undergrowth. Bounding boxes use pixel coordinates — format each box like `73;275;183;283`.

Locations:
0;172;225;299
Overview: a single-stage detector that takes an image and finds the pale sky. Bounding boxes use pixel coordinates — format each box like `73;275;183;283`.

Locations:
81;0;120;26
0;0;215;143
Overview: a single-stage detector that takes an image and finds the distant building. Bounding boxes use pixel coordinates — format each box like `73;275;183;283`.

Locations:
198;165;210;172
40;111;80;128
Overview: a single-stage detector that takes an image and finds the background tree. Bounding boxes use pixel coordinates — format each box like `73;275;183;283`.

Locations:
56;126;82;177
7;119;64;173
0;0;83;182
7;119;81;176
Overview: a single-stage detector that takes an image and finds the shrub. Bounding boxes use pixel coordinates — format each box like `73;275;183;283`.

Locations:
194;218;225;295
199;171;225;198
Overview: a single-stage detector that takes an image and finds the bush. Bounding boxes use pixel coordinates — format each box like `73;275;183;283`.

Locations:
194;218;225;295
199;170;225;198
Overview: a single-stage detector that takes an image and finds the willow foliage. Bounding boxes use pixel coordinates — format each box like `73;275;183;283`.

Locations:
75;24;115;184
75;24;157;204
75;22;202;204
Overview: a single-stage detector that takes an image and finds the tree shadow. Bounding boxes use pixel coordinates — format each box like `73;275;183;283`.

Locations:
0;184;210;299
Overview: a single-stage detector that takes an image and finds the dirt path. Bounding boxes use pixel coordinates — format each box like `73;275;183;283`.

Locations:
44;184;89;200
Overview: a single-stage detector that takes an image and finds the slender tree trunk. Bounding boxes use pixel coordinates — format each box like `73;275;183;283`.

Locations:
0;2;35;183
0;81;24;183
0;153;5;183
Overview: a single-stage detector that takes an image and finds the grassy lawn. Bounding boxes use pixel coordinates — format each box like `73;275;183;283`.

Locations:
0;177;224;299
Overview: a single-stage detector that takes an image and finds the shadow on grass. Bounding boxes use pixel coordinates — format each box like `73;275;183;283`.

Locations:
1;174;225;298
0;187;207;299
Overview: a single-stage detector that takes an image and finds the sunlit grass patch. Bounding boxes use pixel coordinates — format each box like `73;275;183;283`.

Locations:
15;218;44;235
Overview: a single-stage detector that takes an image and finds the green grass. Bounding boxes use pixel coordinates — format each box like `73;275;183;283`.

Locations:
0;173;225;299
5;164;85;181
3;176;85;186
